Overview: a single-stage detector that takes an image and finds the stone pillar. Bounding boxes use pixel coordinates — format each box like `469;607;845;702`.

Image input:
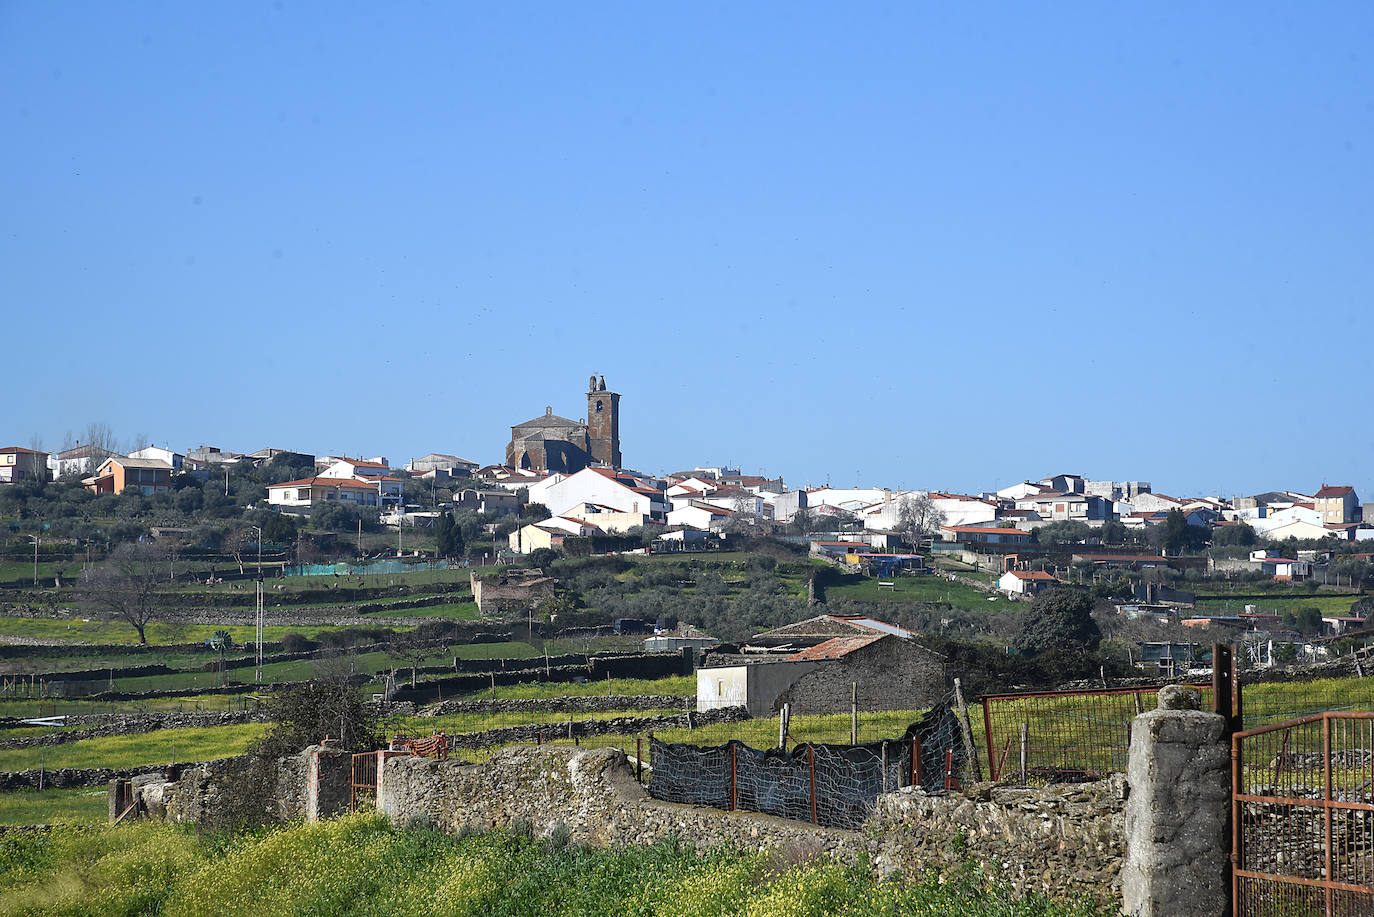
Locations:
304;745;352;821
108;778;130;822
1121;685;1230;917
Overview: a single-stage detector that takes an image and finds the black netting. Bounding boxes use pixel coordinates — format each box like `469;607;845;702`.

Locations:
649;700;967;830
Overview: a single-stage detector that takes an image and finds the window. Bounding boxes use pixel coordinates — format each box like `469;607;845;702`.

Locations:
596;400;603;412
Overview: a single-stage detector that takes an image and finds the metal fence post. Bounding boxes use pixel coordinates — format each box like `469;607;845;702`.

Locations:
982;695;996;780
911;735;921;788
850;682;858;745
1019;722;1028;785
728;741;737;811
807;744;818;825
1323;714;1334;916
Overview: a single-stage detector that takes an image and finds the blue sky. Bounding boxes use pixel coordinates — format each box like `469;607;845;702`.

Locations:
4;3;1371;498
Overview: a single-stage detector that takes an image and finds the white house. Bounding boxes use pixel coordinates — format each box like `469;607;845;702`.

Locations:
804;487;890;513
267;476;382;512
531;467;668;521
317;459;402;509
561;503;653;534
508;516;603;553
996;481;1050;501
999;569;1060;595
127;445;184;470
665;477;719;499
666;503;736;531
49;444;120;478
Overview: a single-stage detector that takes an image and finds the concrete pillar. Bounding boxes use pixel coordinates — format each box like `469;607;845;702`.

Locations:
1121;685;1230;917
304;745;352;821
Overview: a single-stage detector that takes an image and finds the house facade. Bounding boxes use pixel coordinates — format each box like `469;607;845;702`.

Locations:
1014;492;1112;522
1315;486;1361;525
83;457;174;495
528;466;667;522
127;445;184;470
0;447;49;484
50;444;118;478
267;476;383;512
998;569;1059;595
697;615;944;716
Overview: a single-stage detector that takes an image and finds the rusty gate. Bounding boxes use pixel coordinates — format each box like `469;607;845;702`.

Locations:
350;750;406;812
1232;711;1374;916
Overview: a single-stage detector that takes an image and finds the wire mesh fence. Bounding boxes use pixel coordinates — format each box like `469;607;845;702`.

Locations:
979;672;1374;787
645;700;967;830
979;685;1214;785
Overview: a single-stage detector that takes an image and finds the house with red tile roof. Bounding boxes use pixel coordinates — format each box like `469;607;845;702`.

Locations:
0;447;49;484
696;614;944;716
267;476;389;513
998;569;1059;595
1315;485;1361;525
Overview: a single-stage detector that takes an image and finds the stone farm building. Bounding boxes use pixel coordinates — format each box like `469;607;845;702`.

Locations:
696;614;945;716
506;374;622;473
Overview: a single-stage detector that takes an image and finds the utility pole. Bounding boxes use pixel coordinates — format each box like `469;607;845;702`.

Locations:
33;534;39;587
357;519;362;558
250;525;263;684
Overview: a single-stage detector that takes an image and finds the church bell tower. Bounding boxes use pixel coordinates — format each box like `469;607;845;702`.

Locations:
586;374;621;468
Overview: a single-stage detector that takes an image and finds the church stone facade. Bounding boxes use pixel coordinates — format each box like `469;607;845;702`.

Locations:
505;375;622;473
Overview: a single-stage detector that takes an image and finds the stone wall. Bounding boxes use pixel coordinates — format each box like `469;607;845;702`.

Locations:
0;711;271;750
162;753;309;827
418;695;693;717
0;757;236;791
376;744;1126;907
442;705;747;750
776;638;947;715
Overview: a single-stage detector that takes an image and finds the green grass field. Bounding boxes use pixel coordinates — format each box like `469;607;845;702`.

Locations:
1194;592;1359;617
0;723;267;772
460;675;695;700
0;816;1112;916
0;787;106;825
823;573;1006;610
0;617;391;646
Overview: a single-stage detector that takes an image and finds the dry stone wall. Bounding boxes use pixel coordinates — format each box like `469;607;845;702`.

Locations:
377;745;1126;907
418;695;693;716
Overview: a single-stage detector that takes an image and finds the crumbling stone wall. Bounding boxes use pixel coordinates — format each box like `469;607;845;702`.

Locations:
775;638;946;715
377;745;1126;907
162;753;309;827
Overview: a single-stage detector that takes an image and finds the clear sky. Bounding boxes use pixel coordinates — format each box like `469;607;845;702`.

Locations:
4;3;1371;499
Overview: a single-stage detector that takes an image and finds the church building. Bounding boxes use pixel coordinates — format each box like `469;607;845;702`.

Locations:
505;375;622;473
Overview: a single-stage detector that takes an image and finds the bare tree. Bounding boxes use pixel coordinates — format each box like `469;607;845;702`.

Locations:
84;422;117;457
79;541;170;645
224;524;252;575
896;493;946;552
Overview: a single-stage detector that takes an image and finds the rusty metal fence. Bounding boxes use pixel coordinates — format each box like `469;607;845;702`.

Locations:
981;684;1215;784
1232;711;1374;916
